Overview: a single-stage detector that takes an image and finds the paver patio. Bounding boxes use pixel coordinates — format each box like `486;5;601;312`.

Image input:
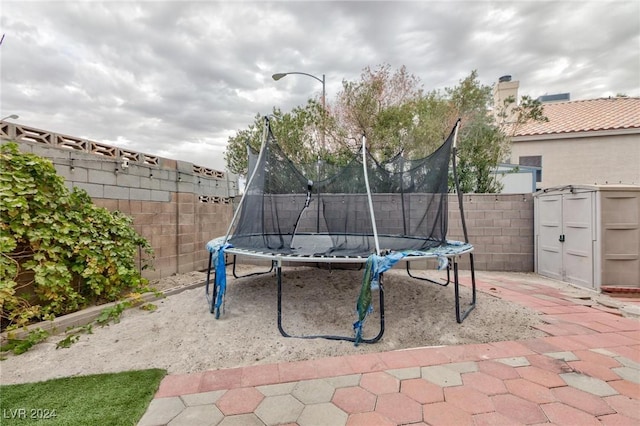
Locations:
138;272;640;426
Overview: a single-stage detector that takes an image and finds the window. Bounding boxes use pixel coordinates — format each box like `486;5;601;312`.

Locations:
520;155;542;183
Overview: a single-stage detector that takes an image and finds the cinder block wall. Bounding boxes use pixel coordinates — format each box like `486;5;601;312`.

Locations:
447;193;534;271
92;194;233;279
3;124;237;280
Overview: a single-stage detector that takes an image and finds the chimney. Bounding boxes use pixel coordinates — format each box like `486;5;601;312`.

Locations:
493;75;520;123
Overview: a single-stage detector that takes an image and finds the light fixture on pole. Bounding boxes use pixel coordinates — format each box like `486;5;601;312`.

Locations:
1;114;19;121
272;71;326;152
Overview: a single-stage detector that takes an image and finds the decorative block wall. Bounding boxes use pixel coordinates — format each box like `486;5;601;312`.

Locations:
447;193;534;271
2;122;237;280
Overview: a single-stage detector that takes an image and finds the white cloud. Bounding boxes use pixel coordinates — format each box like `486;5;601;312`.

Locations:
1;0;638;171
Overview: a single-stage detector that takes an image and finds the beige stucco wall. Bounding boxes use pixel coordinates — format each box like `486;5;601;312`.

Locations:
510;132;640;189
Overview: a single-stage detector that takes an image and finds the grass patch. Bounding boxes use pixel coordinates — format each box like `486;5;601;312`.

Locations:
0;369;166;425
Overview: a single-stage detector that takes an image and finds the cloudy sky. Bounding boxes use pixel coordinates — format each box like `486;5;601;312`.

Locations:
1;1;638;171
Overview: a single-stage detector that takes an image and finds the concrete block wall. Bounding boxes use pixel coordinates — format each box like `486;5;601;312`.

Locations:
13;140;238;202
446;193;534;271
93;194;233;280
3;124;237;280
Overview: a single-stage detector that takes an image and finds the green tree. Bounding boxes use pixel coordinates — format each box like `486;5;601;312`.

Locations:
225;66;546;193
455;118;510;193
332;64;427;160
224;100;331;176
405;91;458;159
447;71;547;193
446;71;509;193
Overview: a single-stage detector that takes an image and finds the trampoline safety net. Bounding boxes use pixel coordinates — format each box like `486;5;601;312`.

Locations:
229;118;455;257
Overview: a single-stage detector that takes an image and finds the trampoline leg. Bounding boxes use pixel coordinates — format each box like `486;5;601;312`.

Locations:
205;253;212;295
232;255;275;278
209;254;273;319
205;254;217;314
453;253;476;323
406;261;451;286
276;264;385;344
370;279;385;344
276;261;288;337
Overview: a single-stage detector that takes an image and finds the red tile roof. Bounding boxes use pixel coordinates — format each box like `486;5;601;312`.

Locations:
513;97;640;137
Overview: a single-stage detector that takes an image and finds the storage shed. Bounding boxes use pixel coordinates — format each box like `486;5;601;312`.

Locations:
534;184;640;291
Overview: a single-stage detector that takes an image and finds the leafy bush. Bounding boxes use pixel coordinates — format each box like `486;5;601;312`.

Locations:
0;142;153;331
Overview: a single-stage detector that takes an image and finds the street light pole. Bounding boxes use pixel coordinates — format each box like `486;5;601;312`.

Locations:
272;72;326;153
0;114;19;121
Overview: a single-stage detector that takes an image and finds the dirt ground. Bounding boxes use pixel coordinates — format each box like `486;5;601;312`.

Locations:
1;265;549;385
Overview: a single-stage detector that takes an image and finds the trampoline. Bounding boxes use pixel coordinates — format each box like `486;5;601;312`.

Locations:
206;117;477;344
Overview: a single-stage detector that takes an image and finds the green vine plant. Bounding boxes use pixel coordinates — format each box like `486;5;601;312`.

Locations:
54;298;158;350
56;333;80;349
1;298;159;355
56;319;94;350
94;301;131;326
0;142;155;342
0;328;49;356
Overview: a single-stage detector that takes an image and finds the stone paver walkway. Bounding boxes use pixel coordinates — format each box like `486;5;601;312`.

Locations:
138;272;640;425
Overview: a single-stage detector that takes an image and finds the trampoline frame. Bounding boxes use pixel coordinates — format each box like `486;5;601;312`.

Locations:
205;240;476;343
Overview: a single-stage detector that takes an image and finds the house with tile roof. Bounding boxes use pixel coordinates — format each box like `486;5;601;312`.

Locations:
494;78;640;190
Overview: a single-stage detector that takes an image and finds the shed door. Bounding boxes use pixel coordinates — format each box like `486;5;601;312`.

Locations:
562;192;594;288
537;195;563;280
536;191;595;289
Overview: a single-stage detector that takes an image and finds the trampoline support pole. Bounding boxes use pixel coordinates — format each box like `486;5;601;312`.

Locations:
206;253;275;316
276;261;284;337
205;252;212;294
405;261;451;286
453;253;477;323
448;117;476;324
231;255;274;279
405;253;475;323
276;263;385;344
205;252;215;314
